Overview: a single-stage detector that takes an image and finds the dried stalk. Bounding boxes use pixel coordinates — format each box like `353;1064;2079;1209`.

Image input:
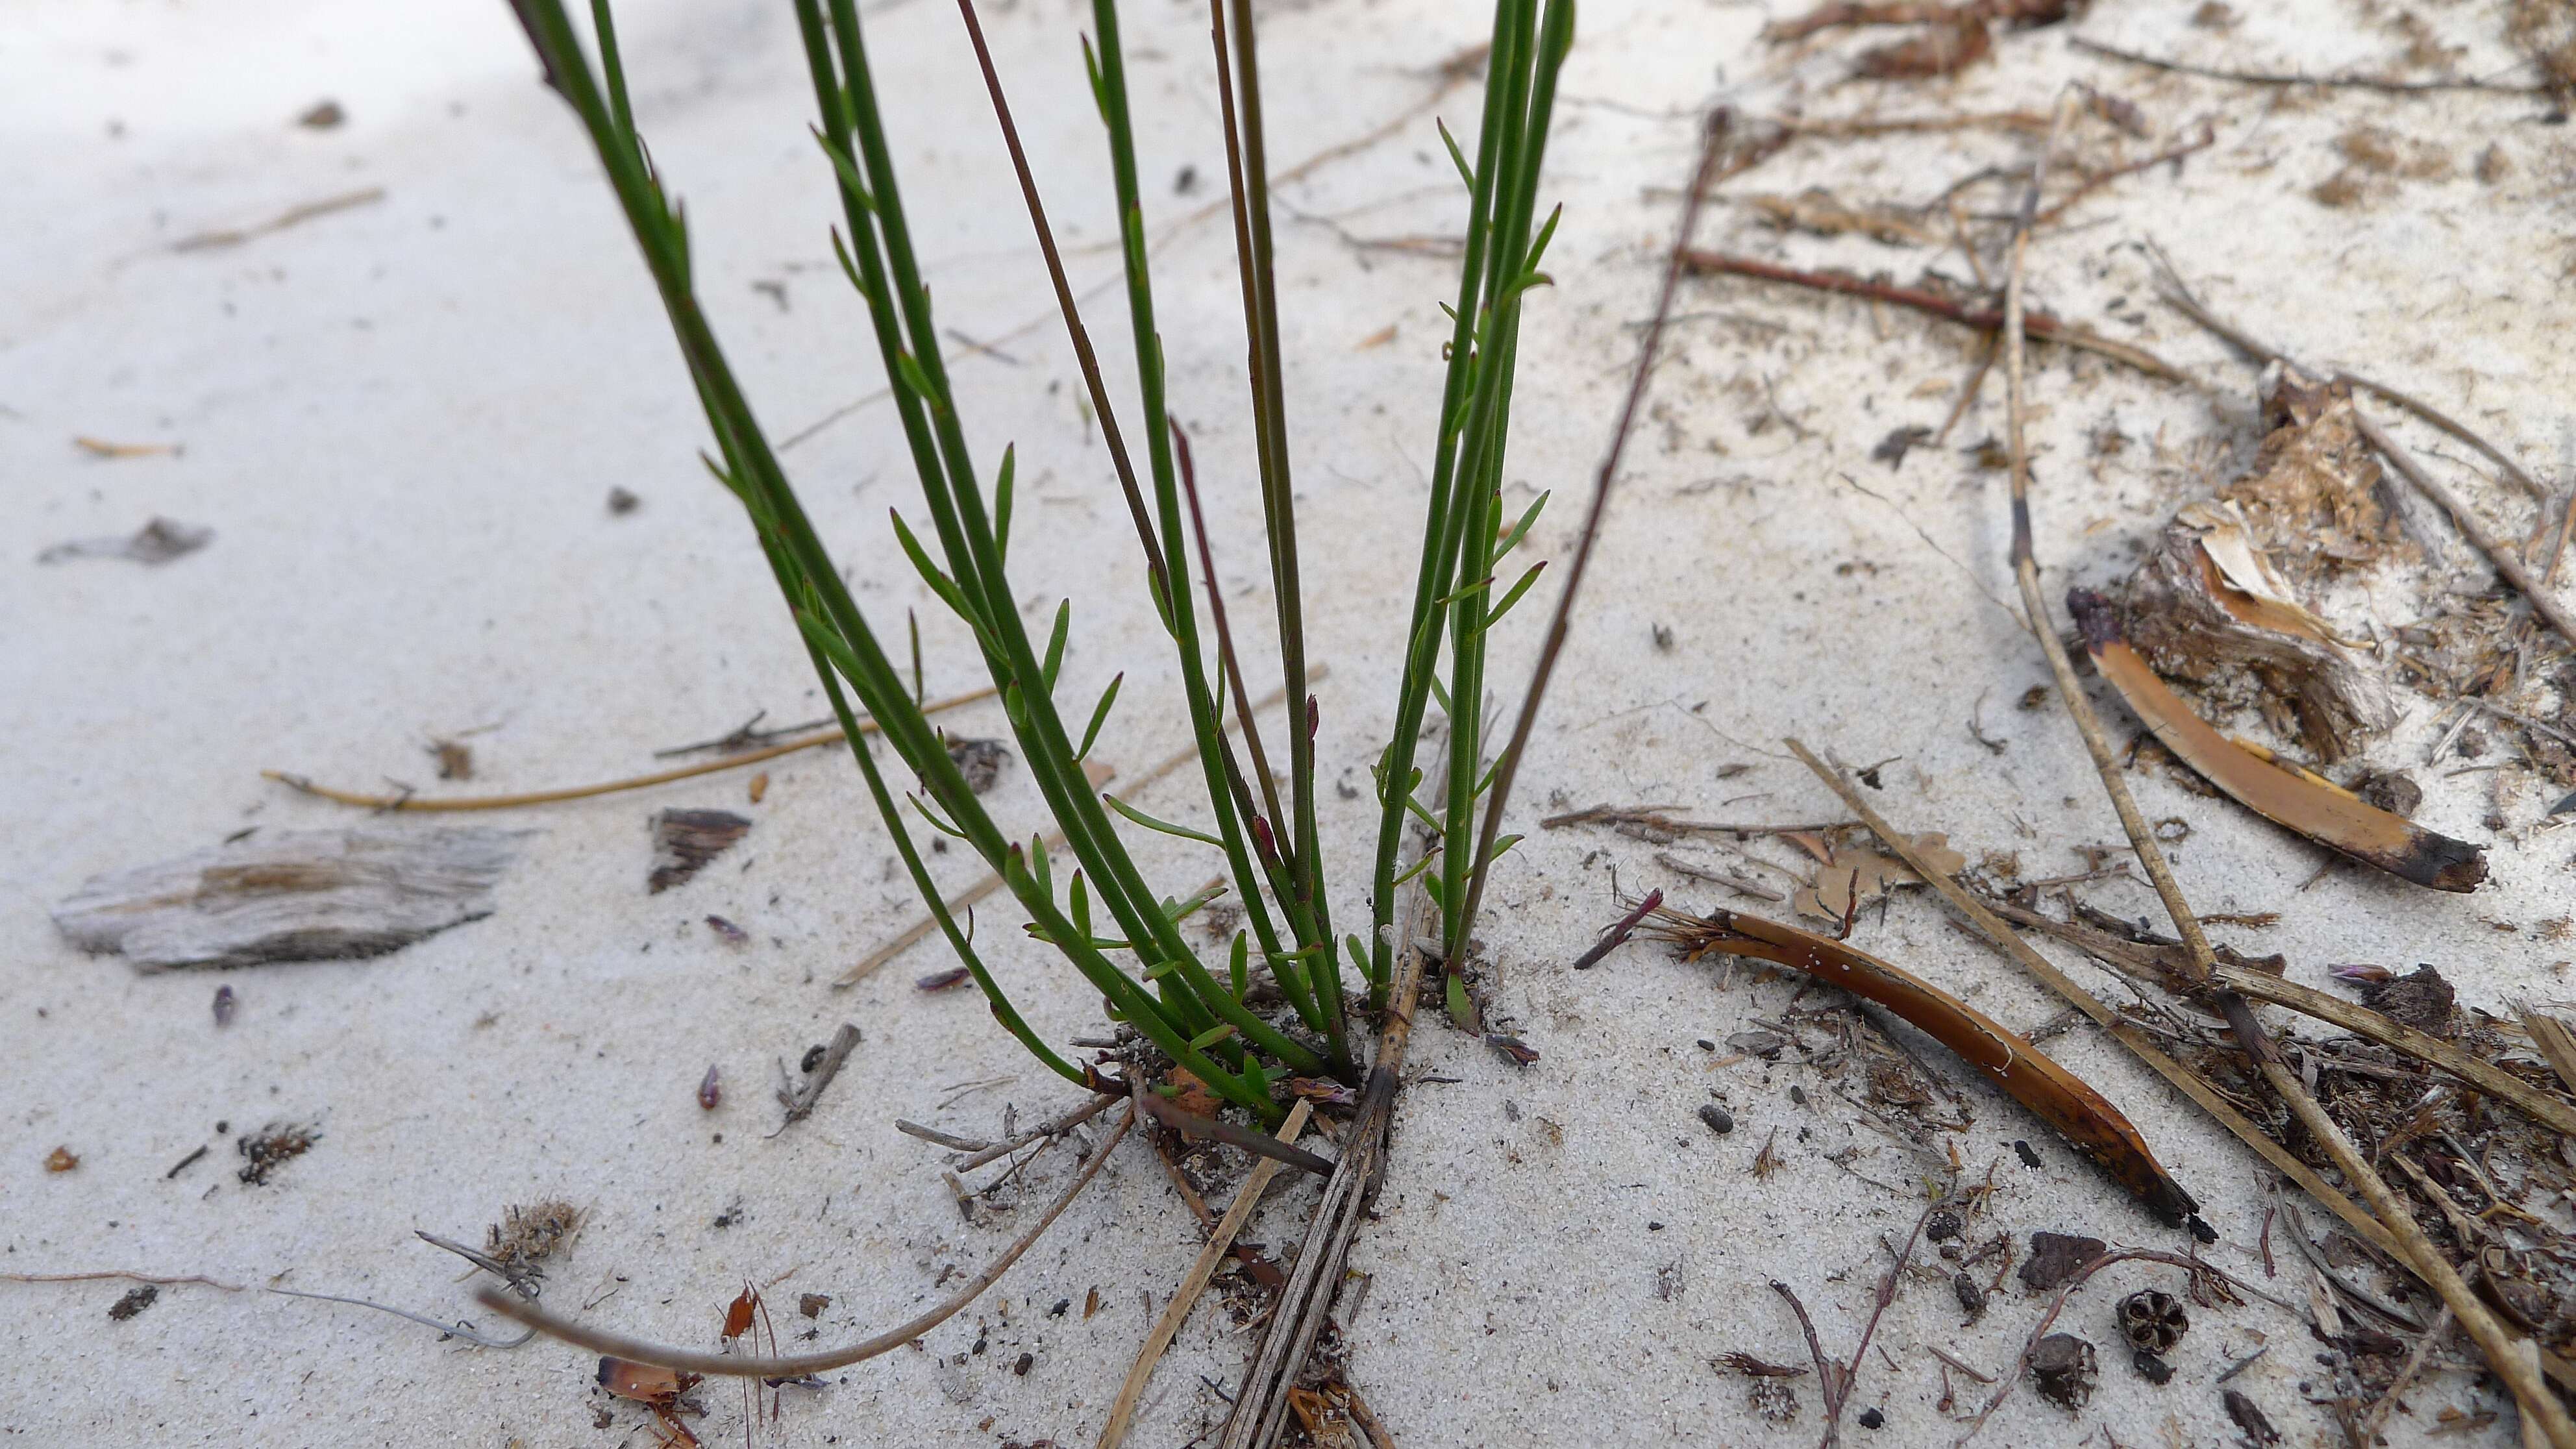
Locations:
264;686;995;810
476;1102;1135;1376
1679;251;2190;381
1098;1099;1315;1449
2358;410;2576;651
1979;896;2576;1137
1998;102;2576;1449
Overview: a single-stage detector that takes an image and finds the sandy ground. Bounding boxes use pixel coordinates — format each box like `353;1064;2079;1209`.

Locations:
6;0;2573;1444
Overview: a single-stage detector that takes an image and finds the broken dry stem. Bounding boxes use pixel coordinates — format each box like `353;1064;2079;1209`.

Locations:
1791;740;2576;1399
265;686;997;811
2004;114;2576;1449
2357;410;2576;652
1679;251;2190;382
477;1102;1135;1377
1097;1099;1315;1449
1979;897;2576;1136
1218;728;1443;1449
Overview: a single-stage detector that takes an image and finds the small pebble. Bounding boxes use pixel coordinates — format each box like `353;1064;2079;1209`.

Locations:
212;984;236;1026
1696;1104;1735;1135
1857;1407;1885;1430
1013;1352;1034;1376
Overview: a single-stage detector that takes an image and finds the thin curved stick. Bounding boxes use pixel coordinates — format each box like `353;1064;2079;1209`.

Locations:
264;686;997;811
477;1102;1133;1377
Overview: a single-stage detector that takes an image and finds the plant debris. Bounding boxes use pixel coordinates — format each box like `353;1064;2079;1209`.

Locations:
44;1146;79;1173
36;516;213;565
236;1121;319;1185
648;809;750;893
53;826;531;971
774;1023;861;1130
106;1285;160;1320
2027;1332;2097;1410
2068;591;2485;891
2223;1387;2281;1444
2115;1289;2188;1353
945;737;1013;795
1647;904;2202;1226
486;1200;584;1282
2020;1232;2105;1292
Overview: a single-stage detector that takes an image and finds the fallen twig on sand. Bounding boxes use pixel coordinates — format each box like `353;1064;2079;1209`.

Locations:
2358;412;2576;651
1098;1100;1315;1449
265;687;997;811
1678;252;2190;381
478;1102;1135;1376
1978;896;2576;1135
1570;889;1663;969
772;1023;861;1132
1958;1249;2236;1443
1542;804;1852;837
1771;1198;1948;1449
1792;742;2576;1398
1996;103;2576;1449
2071;36;2547;97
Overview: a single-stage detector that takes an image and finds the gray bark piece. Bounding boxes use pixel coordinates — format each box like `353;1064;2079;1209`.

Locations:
53;826;532;971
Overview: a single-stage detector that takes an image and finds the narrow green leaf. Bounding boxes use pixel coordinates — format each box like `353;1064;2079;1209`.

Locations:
1524;203;1564;275
1102;792;1225;848
1189;1022;1239;1052
906;607;924;705
1069;871;1092;942
1494;488;1551;558
1484;560;1546;630
809;127;876;212
1483;832;1524;866
906;792;967;839
1444;970;1476;1032
1041;600;1071;691
1076;671;1123;761
1391;847;1441;888
892;351;943;414
1436;117;1476;193
828;226;873;305
993;444;1016;567
886;509;976;625
1229;932;1250;999
1028;833;1053;902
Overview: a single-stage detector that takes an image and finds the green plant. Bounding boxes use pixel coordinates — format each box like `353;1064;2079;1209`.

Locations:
504;0;1573;1123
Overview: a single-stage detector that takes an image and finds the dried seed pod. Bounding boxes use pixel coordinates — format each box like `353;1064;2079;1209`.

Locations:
2116;1288;2189;1354
1953;1270;1988;1319
2131;1347;2174;1385
697;1064;721;1110
2030;1333;2098;1411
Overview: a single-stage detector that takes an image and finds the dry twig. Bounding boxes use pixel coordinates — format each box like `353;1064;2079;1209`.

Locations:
1998;101;2576;1449
478;1102;1136;1376
266;687;996;811
1098;1100;1315;1449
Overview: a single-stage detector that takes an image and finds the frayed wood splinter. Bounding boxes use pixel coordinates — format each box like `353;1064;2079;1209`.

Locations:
2067;589;2485;892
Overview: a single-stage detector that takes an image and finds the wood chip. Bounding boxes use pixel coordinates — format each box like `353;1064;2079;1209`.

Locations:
53;826;530;971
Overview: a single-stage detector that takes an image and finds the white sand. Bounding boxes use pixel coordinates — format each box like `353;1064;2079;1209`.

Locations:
7;0;2571;1443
